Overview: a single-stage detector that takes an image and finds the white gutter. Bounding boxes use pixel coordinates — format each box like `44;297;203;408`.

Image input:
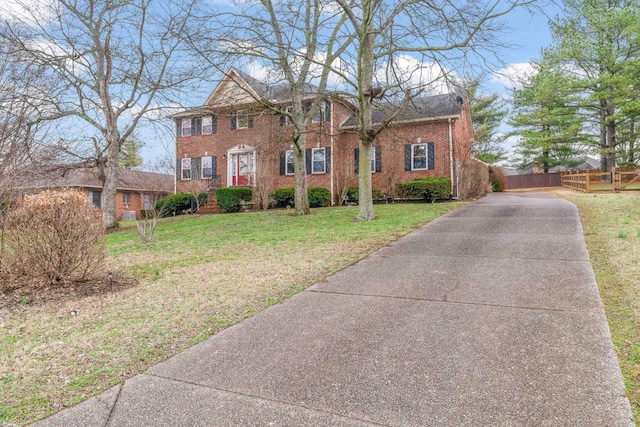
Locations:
448;118;455;197
330;101;335;205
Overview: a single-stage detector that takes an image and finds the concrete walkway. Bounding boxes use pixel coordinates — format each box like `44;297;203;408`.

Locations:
34;192;634;426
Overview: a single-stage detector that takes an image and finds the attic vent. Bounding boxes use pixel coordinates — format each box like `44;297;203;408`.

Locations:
121;211;136;221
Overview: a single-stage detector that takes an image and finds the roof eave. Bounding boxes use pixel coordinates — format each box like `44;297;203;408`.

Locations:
340;113;460;130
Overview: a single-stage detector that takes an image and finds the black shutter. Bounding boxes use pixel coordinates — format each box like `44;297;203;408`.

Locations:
305;149;312;174
194;157;201;179
176;120;181;137
176;157;181;181
194;117;202;135
211;156;217;178
248;116;254;128
211;115;217;134
279;151;286;176
375;146;382;173
280;115;286;127
354;148;359;173
404;144;412;171
428;142;435;170
231;115;237;130
325;147;331;173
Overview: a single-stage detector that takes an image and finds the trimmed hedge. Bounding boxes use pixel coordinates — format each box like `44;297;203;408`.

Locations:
270;187;332;208
396;178;451;202
271;188;295;208
345;186;384;203
216;187;253;212
155;193;207;217
308;187;331;207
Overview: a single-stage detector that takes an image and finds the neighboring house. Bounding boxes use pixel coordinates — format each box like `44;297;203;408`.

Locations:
15;167;174;220
501;156;601;176
172;68;474;204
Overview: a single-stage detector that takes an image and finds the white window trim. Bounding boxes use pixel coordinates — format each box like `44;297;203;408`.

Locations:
181;157;192;180
202;116;213;135
235;110;249;129
88;190;102;208
370;147;376;173
201;155;213;179
411;143;428;171
123;192;131;204
312;147;326;174
181;118;192;137
285;150;295;175
312;101;329;123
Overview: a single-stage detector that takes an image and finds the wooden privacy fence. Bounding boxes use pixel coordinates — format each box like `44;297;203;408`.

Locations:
561;167;640;193
504;172;561;190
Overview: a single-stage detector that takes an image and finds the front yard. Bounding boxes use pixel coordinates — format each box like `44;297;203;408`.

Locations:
0;202;462;426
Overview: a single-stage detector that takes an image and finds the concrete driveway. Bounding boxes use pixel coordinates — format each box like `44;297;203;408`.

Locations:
34;192;634;426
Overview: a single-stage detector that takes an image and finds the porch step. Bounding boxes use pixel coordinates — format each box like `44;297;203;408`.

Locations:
197;196;221;215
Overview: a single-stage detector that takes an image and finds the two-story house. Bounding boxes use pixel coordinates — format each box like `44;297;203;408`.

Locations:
172;68;473;206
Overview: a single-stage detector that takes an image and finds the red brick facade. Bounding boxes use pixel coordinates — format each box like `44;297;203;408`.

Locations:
174;71;473;203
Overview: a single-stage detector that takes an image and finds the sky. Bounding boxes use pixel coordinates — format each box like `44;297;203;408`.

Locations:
1;0;566;169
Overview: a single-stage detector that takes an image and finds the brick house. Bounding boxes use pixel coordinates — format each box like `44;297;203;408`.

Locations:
172;68;473;206
15;167;173;220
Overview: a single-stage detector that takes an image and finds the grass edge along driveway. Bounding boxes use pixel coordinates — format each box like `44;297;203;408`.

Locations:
0;202;462;426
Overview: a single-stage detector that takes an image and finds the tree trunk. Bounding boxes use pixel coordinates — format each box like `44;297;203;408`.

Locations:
356;23;376;221
102;129;121;229
293;134;310;215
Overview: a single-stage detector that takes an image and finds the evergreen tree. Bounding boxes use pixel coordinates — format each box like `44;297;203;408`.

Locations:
550;0;640;170
119;135;144;170
467;80;507;164
509;59;586;172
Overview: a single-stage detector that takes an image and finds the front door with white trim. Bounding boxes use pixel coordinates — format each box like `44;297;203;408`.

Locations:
227;146;255;186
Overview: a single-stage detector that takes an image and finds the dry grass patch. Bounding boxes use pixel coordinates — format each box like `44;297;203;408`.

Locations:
555;189;640;422
0;202;462;425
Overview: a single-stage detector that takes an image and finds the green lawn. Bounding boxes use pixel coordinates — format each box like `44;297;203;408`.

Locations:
556;190;640;423
0;202;462;426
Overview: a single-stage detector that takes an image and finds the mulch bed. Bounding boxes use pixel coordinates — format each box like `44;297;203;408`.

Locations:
0;272;138;309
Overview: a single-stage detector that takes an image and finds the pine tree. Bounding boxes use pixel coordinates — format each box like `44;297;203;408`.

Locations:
467;80;507;164
119;135;144;170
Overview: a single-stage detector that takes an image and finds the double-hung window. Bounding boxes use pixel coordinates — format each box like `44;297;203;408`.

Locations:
202;156;213;179
312;101;331;123
412;143;427;170
202;115;216;134
143;194;152;209
285;150;295;175
312;147;326;173
89;190;102;208
123;192;131;204
181;157;192;180
181;118;192;137
232;110;251;129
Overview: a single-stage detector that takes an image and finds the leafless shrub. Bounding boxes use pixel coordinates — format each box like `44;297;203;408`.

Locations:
459;157;490;200
488;165;507;192
4;189;106;287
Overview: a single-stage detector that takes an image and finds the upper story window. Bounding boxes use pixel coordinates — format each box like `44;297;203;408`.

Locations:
285;150;294;175
312;100;331;123
312;147;326;173
181;157;192;180
202;115;217;134
181;118;191;137
231;110;253;129
280;106;293;127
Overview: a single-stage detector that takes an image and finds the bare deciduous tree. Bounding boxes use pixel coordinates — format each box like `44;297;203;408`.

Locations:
333;0;536;220
1;0;213;228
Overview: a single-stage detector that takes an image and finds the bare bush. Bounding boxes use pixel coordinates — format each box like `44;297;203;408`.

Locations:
459;157;490;201
4;189;106;286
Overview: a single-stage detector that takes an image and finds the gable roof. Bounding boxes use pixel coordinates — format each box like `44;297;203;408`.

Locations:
171;68;325;119
341;93;465;128
14;167;174;194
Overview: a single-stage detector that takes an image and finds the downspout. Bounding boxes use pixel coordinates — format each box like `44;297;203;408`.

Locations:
448;118;455;198
330;100;335;205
